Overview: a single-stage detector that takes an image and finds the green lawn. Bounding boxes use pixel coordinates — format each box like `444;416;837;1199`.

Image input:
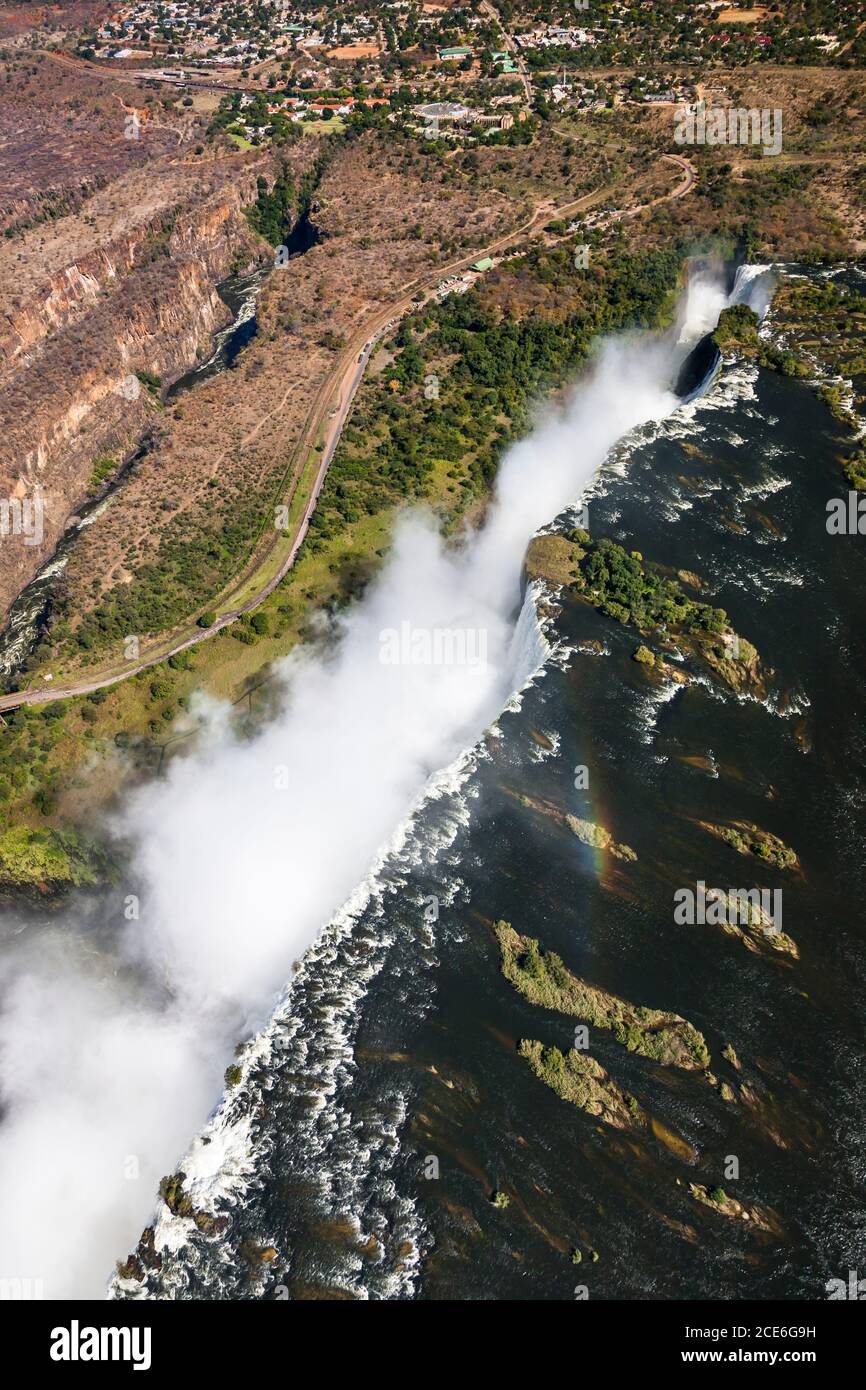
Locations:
300;118;346;135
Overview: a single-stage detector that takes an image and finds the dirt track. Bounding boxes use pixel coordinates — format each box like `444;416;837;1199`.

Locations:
0;155;695;712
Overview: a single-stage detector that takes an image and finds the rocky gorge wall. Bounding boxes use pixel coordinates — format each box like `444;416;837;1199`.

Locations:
0;169;264;620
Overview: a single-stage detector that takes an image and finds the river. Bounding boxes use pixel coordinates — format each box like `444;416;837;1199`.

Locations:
124;264;864;1302
2;261;863;1302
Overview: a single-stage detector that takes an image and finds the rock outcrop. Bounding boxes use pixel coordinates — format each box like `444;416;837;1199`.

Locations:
496;921;710;1072
518;1039;647;1131
0;163;265;619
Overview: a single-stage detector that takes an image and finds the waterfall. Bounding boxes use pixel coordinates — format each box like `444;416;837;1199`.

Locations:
0;263;741;1299
730;263;776;318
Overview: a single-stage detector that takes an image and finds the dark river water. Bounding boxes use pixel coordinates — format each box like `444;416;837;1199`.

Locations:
164;270;264;403
165;213;319;400
121;268;866;1301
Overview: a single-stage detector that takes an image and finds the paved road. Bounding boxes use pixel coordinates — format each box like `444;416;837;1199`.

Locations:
480;0;534;106
0;158;695;712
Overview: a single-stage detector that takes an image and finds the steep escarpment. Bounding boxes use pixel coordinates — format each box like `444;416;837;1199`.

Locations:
0;167;267;618
1;184;260;365
12;130;523;682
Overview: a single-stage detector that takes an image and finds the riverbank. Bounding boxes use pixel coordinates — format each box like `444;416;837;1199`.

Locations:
107;261;865;1303
1;244;860;896
0;226;699;873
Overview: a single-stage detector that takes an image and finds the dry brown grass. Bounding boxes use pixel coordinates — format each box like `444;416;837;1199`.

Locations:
717;7;771;23
328;44;382;61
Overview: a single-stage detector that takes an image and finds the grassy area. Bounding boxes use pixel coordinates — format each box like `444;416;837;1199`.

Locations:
496;921;709;1071
518;1040;645;1131
0;235;694;836
300;118;345;135
219;444;323;616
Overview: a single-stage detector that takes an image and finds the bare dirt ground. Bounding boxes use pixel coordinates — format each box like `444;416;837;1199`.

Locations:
0;50;286;615
0;1;108;41
1;60;862;696
329;45;382;61
0;53;184;230
717;7;771;22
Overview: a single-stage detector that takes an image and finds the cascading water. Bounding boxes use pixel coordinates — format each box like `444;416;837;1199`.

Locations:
0;265;763;1300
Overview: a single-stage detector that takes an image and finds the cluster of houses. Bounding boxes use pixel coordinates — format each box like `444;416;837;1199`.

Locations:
94;0;308;63
548;80;604;110
275;92;387;116
515;26;603;51
233;91;388;128
86;0;856;88
224;86;522;143
546;69;692;112
330;15;379;42
93;2;401;73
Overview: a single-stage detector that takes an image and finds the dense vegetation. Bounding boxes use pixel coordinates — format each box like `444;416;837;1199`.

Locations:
571;536;728;636
845;449;866;492
87;454;120;497
712;303;809;377
245;150;331;250
0;824;113;895
497;922;710;1070
305;240;685;552
245;166;297;247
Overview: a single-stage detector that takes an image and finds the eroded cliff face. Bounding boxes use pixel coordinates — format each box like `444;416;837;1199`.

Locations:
0;170;264;618
0;129;529;687
2;185;259;363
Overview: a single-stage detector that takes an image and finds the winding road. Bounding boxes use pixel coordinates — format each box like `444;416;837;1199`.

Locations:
0;154;695;712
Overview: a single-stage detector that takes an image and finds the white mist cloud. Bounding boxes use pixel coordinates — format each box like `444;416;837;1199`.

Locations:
676;265;730;344
0;272;727;1298
0;934;222;1299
